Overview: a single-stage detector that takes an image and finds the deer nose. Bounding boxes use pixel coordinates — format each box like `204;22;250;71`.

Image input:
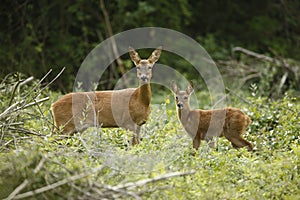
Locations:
141;75;147;82
177;102;183;109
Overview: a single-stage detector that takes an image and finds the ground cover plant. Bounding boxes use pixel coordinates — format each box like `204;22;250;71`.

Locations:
0;63;299;199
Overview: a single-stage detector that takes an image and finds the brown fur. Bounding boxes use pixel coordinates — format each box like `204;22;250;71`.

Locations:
51;47;162;144
171;81;253;151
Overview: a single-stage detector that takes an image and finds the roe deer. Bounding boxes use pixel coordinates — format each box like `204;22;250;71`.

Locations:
170;81;253;151
51;46;162;144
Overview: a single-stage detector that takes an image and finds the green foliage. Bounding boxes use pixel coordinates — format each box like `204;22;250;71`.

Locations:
189;0;300;59
1;74;299;199
0;72;56;151
1;1;300;92
197;34;229;60
246;95;300;151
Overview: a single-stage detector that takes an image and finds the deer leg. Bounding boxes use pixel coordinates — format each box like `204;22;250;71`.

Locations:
131;125;141;145
226;134;253;151
192;137;201;150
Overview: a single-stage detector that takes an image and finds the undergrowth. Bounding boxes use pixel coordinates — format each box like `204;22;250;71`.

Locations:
0;73;299;199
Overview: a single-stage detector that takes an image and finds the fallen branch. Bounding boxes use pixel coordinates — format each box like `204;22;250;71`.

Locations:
14;97;49;112
19;76;34;87
0;97;49;120
24;69;52;99
114;170;196;190
0;101;21;120
232;46;300;95
232;46;275;63
98;184;142;200
7;165;105;200
4;156;46;200
233;46;298;76
91;170;195;199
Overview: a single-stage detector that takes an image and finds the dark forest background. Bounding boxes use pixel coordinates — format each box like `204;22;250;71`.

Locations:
1;0;299;94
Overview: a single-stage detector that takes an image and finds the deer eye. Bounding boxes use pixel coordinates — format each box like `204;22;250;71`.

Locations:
148;66;152;70
136;66;141;70
184;96;188;100
175;96;178;100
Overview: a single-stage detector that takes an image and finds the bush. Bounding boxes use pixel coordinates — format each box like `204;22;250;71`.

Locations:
0;74;299;199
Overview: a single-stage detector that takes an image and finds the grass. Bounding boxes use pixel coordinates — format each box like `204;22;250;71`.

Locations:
0;73;299;199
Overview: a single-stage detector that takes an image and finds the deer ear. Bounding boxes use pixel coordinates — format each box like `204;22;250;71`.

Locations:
129;46;141;65
171;80;178;94
186;80;194;95
148;46;162;64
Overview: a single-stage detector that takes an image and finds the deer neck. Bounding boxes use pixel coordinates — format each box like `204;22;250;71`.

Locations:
178;106;191;122
137;83;151;105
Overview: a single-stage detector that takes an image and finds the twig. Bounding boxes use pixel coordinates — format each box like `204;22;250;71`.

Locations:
0;101;21;120
4;157;46;200
96;183;142;200
212;95;226;109
10;165;105;199
19;76;34;87
0;97;49;120
7;127;43;136
233;46;298;75
4;180;29;200
113;170;195;190
40;67;65;92
136;185;171;195
91;171;195;200
8;76;22;107
233;46;300;94
240;73;261;87
33;156;47;173
225;87;254;106
24;69;52;99
0;139;13;150
233;46;275;63
15;97;49;112
278;72;288;94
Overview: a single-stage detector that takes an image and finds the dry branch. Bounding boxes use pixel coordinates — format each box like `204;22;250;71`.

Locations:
24;69;52;99
4;157;46;200
90;170;195;199
7;165;105;200
229;46;299;96
233;46;275;63
114;170;196;190
233;46;298;75
40;67;65;92
0;97;49;120
19;76;34;87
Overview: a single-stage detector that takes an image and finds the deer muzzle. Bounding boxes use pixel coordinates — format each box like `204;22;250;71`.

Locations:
177;102;184;109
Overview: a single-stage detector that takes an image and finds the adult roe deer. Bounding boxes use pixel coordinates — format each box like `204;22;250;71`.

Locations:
51;46;162;144
170;81;253;151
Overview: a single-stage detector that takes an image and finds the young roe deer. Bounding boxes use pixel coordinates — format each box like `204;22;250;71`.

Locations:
51;46;162;144
171;81;253;151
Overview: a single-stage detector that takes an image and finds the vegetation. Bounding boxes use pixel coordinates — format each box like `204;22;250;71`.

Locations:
1;0;299;91
1;1;299;199
0;67;299;199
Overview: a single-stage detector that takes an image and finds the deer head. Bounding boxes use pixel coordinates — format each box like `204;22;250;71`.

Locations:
129;46;162;84
171;80;194;110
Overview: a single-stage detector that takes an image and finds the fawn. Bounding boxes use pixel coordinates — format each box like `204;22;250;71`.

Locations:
51;46;162;144
171;81;253;151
